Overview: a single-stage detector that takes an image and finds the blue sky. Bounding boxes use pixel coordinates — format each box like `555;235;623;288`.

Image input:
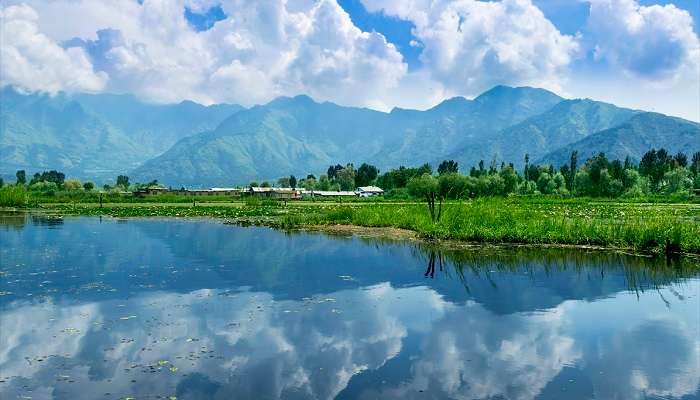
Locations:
183;0;700;71
330;0;700;72
2;0;699;120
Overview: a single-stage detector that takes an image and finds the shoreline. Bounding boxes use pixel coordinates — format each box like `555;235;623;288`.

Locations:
5;202;700;258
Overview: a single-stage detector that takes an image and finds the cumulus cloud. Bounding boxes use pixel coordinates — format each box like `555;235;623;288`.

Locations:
0;4;107;94
1;0;697;118
361;0;580;96
585;0;700;81
0;0;407;108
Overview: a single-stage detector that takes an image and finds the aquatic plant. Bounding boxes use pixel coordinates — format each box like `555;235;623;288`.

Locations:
0;185;27;207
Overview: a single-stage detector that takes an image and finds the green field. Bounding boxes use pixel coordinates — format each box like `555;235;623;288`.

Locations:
30;197;700;255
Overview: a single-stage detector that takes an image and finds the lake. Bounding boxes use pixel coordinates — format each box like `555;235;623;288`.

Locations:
1;214;699;400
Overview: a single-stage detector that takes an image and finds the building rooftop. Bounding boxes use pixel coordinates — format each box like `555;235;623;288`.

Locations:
356;186;384;192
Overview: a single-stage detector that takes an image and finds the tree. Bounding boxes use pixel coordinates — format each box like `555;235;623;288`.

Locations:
249;181;259;188
29;170;65;186
260;181;271;188
336;166;356;191
16;170;26;185
116;175;130;188
537;172;556;194
552;173;568;195
559;164;571;189
355;163;379;187
418;163;432;175
83;182;95;191
524;154;530;181
316;175;331;191
289;175;297;189
438;173;469;199
691;151;700;177
568;151;577;191
639;148;671;192
499;165;519;194
673;152;688;168
573;170;592;196
277;177;290;187
327;164;343;180
303;177;317;190
437;160;459;175
0;177;3;188
585;153;610;196
621;169;649;197
662;168;692;194
63;179;83;191
407;174;442;222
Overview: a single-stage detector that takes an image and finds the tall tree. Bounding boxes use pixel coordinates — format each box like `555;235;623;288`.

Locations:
327;164;343;180
437;160;459;175
568;151;577;191
639;148;671;191
355;163;379;186
29;170;65;185
289;175;297;189
691;151;700;177
673;152;688;168
336;165;356;191
524;154;530;182
277;177;290;187
16;170;26;185
116;175;130;188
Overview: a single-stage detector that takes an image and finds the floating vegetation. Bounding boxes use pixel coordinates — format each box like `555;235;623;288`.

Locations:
46;198;700;255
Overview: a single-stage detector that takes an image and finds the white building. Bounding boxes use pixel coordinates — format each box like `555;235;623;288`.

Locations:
302;190;357;198
355;186;384;197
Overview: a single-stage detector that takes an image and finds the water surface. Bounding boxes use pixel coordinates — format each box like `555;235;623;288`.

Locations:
1;214;699;399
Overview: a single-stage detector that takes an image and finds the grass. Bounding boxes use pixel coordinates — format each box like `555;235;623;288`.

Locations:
36;196;700;255
0;185;27;207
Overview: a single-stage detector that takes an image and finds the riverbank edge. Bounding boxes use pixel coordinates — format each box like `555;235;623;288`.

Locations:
242;221;700;259
7;205;700;259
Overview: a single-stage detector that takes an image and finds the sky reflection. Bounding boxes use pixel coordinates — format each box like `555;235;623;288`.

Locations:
0;215;698;399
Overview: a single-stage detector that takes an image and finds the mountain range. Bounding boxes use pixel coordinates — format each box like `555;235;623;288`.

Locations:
1;86;698;186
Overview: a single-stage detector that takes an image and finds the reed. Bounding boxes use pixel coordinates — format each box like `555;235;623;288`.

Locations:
0;185;27;207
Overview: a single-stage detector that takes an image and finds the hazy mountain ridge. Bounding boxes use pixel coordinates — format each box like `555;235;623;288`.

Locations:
538;112;700;166
448;98;641;169
2;86;698;186
134;86;565;186
0;88;242;181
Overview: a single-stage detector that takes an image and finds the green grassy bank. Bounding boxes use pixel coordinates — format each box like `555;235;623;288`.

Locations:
33;197;700;255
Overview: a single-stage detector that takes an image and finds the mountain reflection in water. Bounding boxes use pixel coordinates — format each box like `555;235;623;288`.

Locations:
0;214;698;400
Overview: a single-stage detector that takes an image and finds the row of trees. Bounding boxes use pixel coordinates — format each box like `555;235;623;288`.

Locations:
404;149;700;206
255;163;381;191
5;170;146;194
5;149;697;202
247;149;698;202
400;149;698;221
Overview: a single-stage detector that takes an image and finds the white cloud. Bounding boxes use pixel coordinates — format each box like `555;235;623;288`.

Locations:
585;0;700;81
0;4;107;94
0;0;697;120
0;0;407;108
361;0;580;96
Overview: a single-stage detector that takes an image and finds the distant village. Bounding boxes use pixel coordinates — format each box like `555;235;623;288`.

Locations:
135;185;385;199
